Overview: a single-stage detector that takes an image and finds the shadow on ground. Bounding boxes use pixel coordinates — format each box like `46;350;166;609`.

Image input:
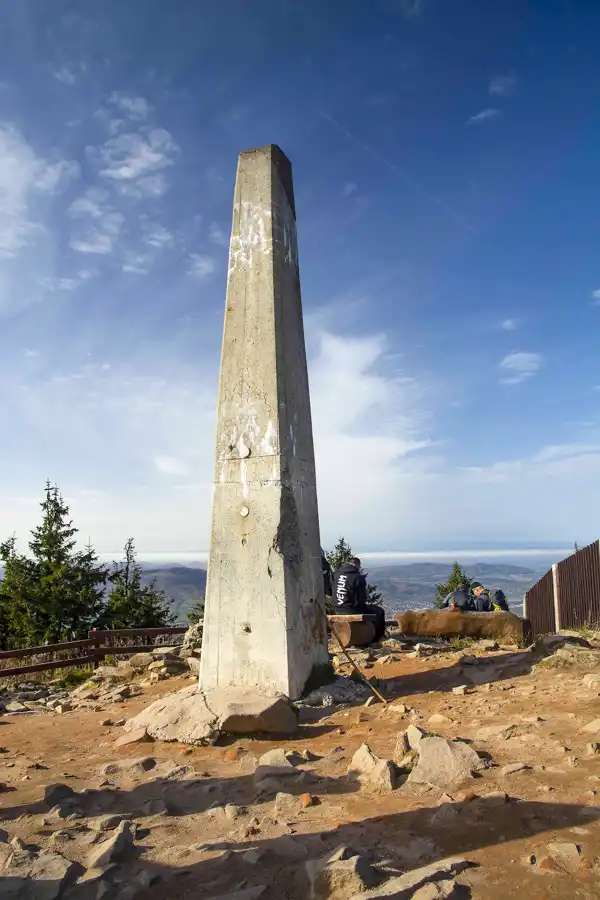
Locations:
379;650;539;699
2;794;598;898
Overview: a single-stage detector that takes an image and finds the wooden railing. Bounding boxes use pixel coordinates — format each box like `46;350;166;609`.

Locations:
523;539;600;639
0;626;188;679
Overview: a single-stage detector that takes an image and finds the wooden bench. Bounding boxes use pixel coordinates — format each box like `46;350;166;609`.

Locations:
327;614;377;648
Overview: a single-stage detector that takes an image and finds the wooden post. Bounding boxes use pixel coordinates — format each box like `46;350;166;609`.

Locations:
552;563;561;632
89;629;99;670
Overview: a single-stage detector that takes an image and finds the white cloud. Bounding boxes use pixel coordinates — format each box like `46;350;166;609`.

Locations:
69;187;111;220
0;124;78;260
2;323;599;554
499;352;542;385
591;288;600;305
467;108;500;125
208;222;228;247
121;252;152;274
89;128;179;182
489;74;519;97
189;254;216;278
342;182;357;197
117;174;168;199
54;67;77;85
0;123;81;316
143;224;173;249
33;159;80;193
68;187;124;256
109;92;152;120
154;456;189;476
501;318;519;331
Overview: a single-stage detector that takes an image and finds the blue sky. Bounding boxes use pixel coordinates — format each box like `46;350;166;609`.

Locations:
0;0;599;557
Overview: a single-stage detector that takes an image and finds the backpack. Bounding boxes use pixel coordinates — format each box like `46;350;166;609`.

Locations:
489;589;508;612
443;588;474;611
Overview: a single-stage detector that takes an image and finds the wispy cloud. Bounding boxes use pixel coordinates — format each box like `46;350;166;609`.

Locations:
66;93;180;271
121;251;152;275
489;74;519;97
342;182;357;197
68;188;124;256
87;92;179;202
208;222;228;247
3;313;599;551
89;129;179;183
142;223;174;249
591;288;600;305
380;0;424;19
189;254;216;279
321;112;471;229
154;456;189;476
0;122;81;315
109;92;152;120
499;352;542;385
54;66;77;86
468;108;500;125
501;318;519;331
0;124;79;260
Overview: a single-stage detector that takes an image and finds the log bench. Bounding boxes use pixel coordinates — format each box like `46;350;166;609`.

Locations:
327;614;377;648
395;609;532;646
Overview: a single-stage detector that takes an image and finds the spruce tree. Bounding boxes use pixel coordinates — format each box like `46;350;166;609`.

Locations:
434;560;473;608
28;482;78;641
106;538;176;628
0;535;39;649
187;598;205;625
0;482;109;647
68;542;109;637
326;536;353;574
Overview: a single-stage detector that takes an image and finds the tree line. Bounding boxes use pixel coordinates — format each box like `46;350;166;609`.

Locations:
0;482;175;650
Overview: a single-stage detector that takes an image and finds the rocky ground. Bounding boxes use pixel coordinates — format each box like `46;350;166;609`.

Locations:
1;630;600;899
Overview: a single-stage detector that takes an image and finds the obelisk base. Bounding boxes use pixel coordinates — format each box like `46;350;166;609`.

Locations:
124;685;298;746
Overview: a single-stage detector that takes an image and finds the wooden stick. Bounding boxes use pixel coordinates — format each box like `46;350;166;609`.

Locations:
316;601;388;705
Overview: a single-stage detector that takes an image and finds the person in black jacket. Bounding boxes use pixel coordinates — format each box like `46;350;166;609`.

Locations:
471;582;510;612
332;556;386;640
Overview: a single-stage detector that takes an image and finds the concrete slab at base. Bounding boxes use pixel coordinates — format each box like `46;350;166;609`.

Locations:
124;686;298;746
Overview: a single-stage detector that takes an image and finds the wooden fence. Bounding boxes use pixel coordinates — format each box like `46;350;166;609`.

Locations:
0;626;188;679
523;539;600;639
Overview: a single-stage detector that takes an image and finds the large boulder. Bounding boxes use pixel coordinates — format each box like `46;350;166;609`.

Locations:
396;609;531;646
181;622;203;651
407;736;485;790
306;846;379;900
346;857;471;900
347;743;396;792
2;842;76;900
87;820;134;869
124;685;298;745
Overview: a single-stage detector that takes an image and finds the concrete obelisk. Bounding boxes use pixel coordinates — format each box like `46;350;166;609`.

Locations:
199;145;328;701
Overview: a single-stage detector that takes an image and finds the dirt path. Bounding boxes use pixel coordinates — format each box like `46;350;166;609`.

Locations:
1;641;600;899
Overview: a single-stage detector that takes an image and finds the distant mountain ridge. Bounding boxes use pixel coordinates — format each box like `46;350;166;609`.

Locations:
140;560;541;622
